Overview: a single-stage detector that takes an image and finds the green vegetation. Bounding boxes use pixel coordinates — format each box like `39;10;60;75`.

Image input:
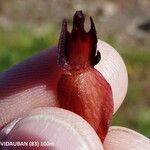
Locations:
0;25;58;72
104;35;150;137
0;26;150;137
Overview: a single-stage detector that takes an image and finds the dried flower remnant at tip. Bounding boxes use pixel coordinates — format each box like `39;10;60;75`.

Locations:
58;10;101;70
57;10;113;142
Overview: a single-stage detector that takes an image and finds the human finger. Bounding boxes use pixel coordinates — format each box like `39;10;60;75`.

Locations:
0;40;128;129
103;126;150;150
95;40;128;113
0;107;103;150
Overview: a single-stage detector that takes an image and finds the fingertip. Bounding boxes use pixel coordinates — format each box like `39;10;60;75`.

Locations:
1;107;103;150
95;40;128;113
103;126;150;150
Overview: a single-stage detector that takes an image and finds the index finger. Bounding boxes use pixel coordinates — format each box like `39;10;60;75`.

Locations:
0;40;128;129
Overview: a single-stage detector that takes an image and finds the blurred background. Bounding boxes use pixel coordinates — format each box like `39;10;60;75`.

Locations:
0;0;149;137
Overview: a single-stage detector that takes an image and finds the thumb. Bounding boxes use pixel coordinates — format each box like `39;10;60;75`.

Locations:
0;107;103;150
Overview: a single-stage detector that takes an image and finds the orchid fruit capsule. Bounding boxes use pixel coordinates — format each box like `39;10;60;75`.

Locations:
57;10;114;142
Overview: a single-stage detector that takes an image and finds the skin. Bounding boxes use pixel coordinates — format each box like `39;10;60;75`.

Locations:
0;40;149;149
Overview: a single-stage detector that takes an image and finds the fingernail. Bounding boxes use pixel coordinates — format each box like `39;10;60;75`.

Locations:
0;118;21;141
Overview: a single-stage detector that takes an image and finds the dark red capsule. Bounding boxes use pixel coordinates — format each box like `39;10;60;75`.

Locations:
57;10;113;142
